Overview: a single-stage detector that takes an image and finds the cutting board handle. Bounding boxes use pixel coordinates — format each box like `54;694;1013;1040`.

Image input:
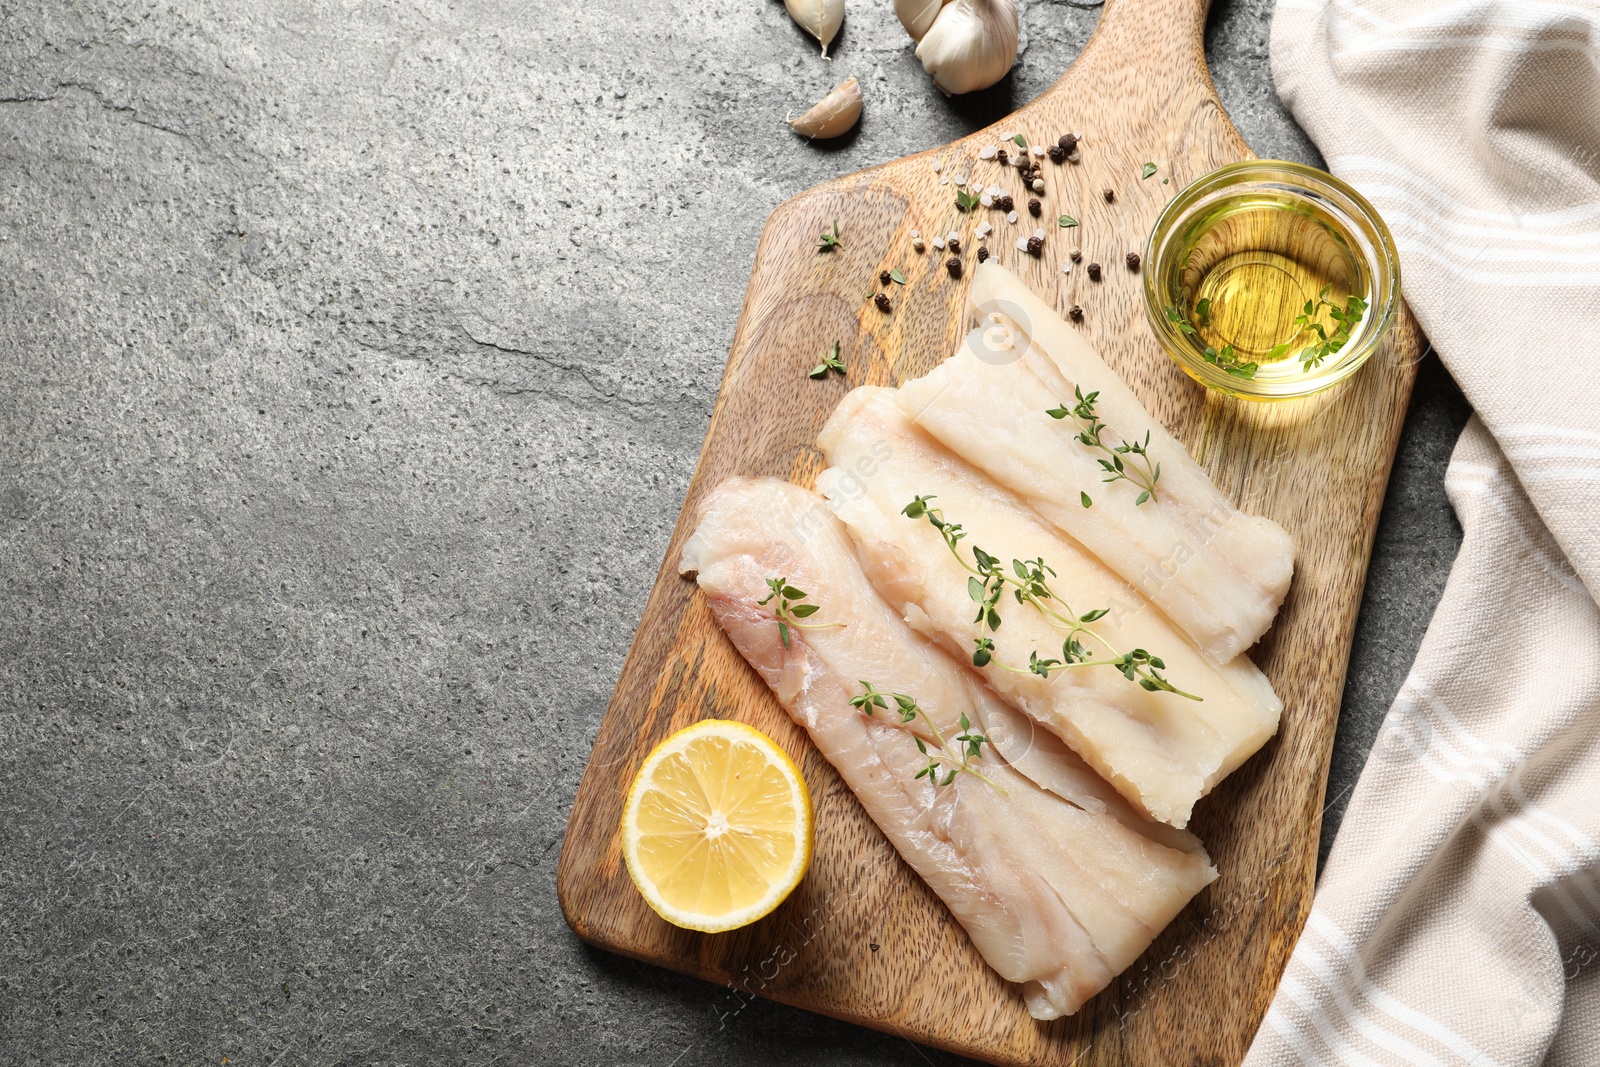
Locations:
1070;0;1217;88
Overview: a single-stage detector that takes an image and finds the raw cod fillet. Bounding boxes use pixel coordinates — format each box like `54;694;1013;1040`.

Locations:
678;476;1218;1019
895;261;1295;663
818;388;1282;828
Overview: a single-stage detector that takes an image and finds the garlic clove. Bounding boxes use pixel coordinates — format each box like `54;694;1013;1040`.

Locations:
914;0;1018;96
786;0;845;57
787;77;862;140
894;0;949;43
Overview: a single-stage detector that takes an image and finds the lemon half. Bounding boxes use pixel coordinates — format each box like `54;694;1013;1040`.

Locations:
621;719;813;933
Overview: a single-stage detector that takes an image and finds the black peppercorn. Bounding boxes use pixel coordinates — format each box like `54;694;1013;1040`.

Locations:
1059;133;1078;153
996;148;1009;166
1103;188;1115;203
874;293;892;312
1068;305;1084;323
995;194;1014;213
948;237;961;254
1126;252;1141;271
1087;262;1102;281
1026;236;1043;257
946;256;962;278
1047;145;1066;164
977;245;990;263
1028;198;1041;217
879;269;892;285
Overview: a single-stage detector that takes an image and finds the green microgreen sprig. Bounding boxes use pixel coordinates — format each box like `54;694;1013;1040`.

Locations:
899;497;1201;700
817;219;843;252
758;577;845;649
1164;305;1259;380
1266;285;1369;370
809;340;846;379
850;682;1003;791
956;186;983;212
1045;385;1162;505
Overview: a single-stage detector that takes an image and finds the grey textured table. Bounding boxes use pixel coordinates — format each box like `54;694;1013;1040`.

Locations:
0;1;1469;1063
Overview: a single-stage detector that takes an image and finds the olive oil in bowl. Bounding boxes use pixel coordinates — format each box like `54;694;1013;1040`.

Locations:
1144;161;1400;400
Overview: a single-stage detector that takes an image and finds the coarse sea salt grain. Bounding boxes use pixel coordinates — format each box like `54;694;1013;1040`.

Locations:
988;184;1004;198
975;221;993;238
953;175;967;186
979;193;994;208
1007;210;1019;224
939;176;949;185
1034;228;1046;240
1015;236;1030;252
1061;261;1073;274
910;229;920;238
933;160;942;173
1030;144;1045;157
946;231;959;243
999;130;1014;141
978;145;997;160
932;236;946;250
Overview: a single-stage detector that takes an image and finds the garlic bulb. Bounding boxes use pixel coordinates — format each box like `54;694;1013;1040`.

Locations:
785;0;844;57
788;77;862;139
894;0;944;42
912;0;1018;96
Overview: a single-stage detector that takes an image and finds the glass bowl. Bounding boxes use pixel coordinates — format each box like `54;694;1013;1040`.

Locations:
1142;160;1401;401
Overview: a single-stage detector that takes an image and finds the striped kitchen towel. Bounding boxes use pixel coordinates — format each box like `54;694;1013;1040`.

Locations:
1249;2;1600;1065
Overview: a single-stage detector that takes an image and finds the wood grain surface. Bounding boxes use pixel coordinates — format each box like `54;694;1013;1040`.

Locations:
557;0;1423;1062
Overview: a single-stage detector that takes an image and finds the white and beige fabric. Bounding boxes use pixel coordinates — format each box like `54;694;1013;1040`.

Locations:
1248;2;1600;1064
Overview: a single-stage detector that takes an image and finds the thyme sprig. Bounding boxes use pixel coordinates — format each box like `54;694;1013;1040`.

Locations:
809;340;846;379
817;219;843;252
1164;305;1259;380
900;497;1201;701
850;682;1003;791
1046;385;1162;505
758;577;844;649
1267;285;1368;370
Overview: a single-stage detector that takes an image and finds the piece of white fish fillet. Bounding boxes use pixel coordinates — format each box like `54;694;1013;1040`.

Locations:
678;476;1217;1019
818;388;1282;828
895;261;1295;663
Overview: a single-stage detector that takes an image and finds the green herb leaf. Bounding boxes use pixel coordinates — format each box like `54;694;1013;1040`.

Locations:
1012;133;1027;148
1080;491;1092;508
889;268;907;285
809;339;846;378
789;603;820;618
817;219;842;252
1141;162;1158;179
1058;215;1079;228
902;500;1203;702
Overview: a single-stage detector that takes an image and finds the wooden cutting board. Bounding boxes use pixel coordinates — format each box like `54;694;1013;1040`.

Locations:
557;0;1422;1062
